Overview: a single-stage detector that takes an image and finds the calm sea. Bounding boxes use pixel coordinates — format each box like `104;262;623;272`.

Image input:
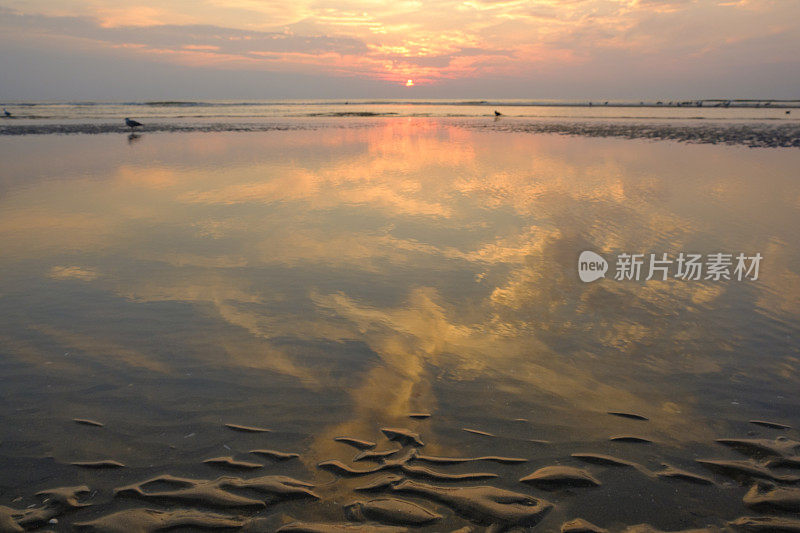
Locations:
2;98;798;123
0;113;798;530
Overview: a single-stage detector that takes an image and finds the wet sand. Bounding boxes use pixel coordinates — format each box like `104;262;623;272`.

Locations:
1;117;800;148
3;419;800;530
0;122;799;530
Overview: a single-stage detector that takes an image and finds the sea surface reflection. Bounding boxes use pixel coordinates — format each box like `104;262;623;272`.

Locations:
0;120;799;529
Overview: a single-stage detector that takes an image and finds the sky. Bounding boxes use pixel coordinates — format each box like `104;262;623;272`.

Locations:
1;0;798;100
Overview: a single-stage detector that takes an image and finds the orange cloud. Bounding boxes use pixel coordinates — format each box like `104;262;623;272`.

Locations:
9;0;795;87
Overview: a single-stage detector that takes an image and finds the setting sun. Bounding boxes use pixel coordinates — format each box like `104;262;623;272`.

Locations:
405;79;414;87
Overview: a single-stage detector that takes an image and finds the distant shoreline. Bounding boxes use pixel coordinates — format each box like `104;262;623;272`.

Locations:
2;99;800;109
2;117;798;148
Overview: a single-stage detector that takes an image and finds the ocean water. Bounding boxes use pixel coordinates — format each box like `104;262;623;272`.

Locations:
1;98;798;123
0;117;799;530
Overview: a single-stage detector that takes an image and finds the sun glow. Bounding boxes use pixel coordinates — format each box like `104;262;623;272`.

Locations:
1;0;796;94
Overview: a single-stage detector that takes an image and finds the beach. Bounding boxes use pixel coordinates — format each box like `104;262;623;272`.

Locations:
1;114;800;531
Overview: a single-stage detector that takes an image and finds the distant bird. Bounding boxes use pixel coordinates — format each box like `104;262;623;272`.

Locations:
125;117;143;130
3;108;10;117
494;110;502;116
787;110;792;115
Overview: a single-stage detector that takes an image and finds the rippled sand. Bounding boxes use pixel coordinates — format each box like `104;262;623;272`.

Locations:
3;417;800;531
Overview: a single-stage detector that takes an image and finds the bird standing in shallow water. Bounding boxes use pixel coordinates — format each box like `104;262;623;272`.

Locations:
125;117;142;130
3;108;11;117
494;110;502;116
